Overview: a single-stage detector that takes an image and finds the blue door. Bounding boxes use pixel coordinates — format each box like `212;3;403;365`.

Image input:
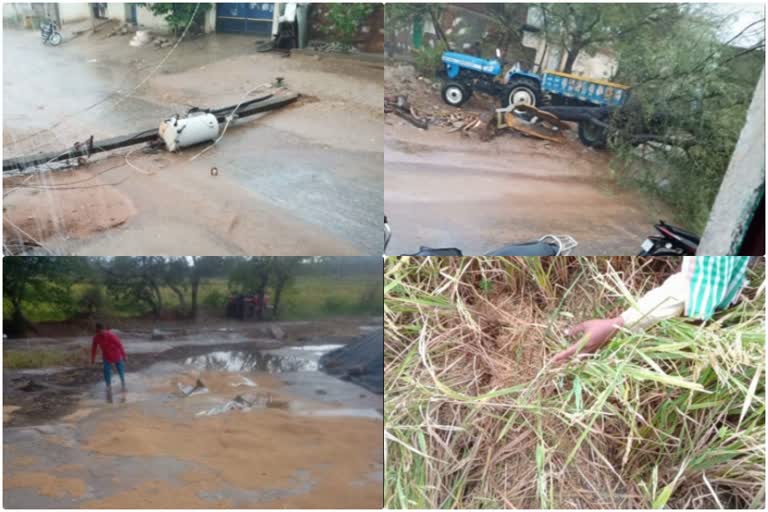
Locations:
216;3;274;35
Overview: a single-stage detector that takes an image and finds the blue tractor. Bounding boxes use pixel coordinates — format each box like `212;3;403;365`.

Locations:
440;49;629;110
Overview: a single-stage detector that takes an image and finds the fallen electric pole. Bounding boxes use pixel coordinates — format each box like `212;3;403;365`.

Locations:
3;93;300;173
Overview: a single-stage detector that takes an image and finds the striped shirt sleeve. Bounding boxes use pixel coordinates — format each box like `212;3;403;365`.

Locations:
685;256;750;320
621;256;750;330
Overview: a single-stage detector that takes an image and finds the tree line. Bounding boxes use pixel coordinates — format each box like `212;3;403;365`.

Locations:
3;257;383;336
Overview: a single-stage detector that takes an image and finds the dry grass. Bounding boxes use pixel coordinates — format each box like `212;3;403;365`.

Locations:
385;257;765;509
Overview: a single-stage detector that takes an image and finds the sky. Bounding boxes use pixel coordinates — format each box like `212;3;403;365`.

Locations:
709;3;765;47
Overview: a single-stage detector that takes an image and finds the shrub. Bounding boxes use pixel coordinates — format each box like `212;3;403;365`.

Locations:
320;3;375;50
412;44;447;77
202;289;225;307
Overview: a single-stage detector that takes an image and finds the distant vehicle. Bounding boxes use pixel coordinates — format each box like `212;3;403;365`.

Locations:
226;293;272;320
40;19;62;46
439;49;630;110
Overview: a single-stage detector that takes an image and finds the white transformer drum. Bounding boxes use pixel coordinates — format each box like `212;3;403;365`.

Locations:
159;113;220;152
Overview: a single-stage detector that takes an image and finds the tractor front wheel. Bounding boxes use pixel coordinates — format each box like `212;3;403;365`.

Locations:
441;82;469;107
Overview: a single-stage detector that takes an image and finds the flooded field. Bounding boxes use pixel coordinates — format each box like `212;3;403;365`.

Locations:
4;324;383;508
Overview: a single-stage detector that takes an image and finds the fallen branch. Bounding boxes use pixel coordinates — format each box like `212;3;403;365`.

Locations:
385;95;429;130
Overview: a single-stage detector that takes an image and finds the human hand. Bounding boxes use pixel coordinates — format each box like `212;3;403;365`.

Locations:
552;317;624;365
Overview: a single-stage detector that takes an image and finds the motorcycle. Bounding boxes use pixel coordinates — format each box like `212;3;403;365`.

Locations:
40;19;62;46
384;216;578;256
639;221;699;256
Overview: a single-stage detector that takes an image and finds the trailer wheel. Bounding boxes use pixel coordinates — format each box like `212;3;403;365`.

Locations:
504;78;541;109
578;120;608;149
441;82;468;107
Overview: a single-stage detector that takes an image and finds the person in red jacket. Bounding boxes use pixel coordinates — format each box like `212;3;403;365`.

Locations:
91;323;127;391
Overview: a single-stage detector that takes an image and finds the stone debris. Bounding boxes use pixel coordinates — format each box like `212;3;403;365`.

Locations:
178;378;208;397
153;37;174;49
269;326;286;340
229;376;258;388
306;40;360;54
195;392;288;417
107;23;135;37
129;30;152;48
19;380;46;392
151;328;170;340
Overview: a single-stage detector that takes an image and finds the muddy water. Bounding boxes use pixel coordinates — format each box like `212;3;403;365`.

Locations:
384;125;669;255
4;343;383;508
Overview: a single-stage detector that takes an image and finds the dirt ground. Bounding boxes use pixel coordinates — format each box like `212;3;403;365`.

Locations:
3;24;382;255
384;63;671;255
4;318;383;508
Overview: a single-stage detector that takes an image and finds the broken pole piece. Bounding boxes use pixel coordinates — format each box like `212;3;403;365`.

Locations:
3;128;160;172
215;93;299;122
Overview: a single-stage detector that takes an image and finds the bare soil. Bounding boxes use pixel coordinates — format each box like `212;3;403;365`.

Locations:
3;170;137;245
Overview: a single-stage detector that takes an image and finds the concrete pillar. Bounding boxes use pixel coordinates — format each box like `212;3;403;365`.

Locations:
698;69;765;254
204;6;216;34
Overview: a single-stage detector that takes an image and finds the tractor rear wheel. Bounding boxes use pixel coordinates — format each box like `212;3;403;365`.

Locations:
441;82;469;107
504;78;541;109
578;119;608;149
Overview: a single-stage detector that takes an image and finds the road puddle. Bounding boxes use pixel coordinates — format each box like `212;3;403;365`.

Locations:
182;344;343;373
299;408;382;420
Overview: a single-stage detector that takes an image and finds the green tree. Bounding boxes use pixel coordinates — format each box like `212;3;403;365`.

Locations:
164;257;190;314
321;3;376;50
190;257;226;319
142;3;212;37
538;4;684;73
103;257;167;319
608;6;764;230
78;284;105;317
271;257;302;319
3;257;79;337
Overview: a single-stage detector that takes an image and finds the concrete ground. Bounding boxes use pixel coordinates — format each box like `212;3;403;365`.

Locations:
384;64;670;256
3;321;383;508
3;25;383;255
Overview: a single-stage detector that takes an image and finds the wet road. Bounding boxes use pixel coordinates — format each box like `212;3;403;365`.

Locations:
4;339;383;508
384;125;666;255
3;28;382;255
